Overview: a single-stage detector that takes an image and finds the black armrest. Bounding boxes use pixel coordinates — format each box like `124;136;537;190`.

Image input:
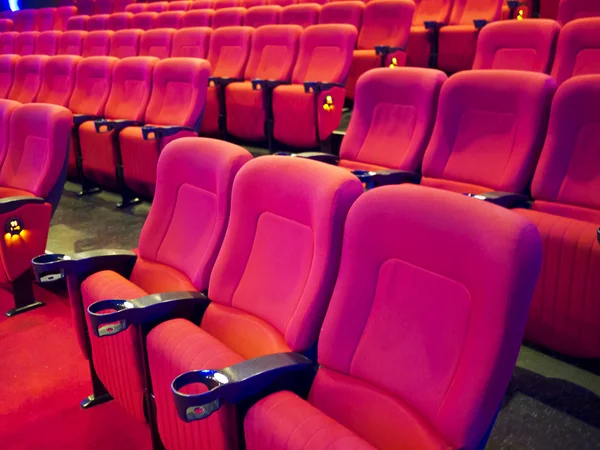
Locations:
352;169;421;188
295;152;339;165
0;196;44;214
465;191;531;209
208;77;244;88
31;249;137;284
94;119;143;134
251;79;290;91
374;45;404;56
507;0;520;8
172;352;315;422
424;20;444;31
87;291;209;337
141;125;197;141
73;114;102;127
303;81;343;94
473;19;488;30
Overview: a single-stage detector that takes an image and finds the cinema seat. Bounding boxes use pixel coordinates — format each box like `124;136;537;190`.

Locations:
421;71;557;195
280;4;322;28
113;0;132;13
156;11;185;29
245;5;282;27
13;9;36;32
168;1;192;12
243;183;542;450
557;0;600;25
139;29;174;59
319;1;365;29
0;32;17;54
0;103;73;317
77;0;95;16
109;29;142;58
57;30;86;55
0;55;19;98
244;0;266;8
190;0;216;10
94;0;113;15
35;30;61;56
472;19;561;73
213;7;247;28
131;12;158;30
145;155;363;450
66;15;89;31
346;0;415;99
200;26;253;135
87;14;109;31
551;18;600;85
0;19;13;32
269;0;294;6
35;7;56;32
171;27;213;58
0;99;19;165
514;75;600;358
107;12;133;31
182;9;215;27
82;30;113;57
147;1;169;14
15;31;39;56
214;0;240;9
272;24;357;149
79;57;157;196
8;55;48;103
55;6;77;31
36;55;81;106
125;3;147;14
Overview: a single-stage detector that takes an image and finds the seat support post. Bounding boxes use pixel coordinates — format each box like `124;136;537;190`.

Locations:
5;270;45;317
81;356;113;409
73;129;101;197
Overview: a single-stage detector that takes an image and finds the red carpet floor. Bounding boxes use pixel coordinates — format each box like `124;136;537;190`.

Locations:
0;284;151;450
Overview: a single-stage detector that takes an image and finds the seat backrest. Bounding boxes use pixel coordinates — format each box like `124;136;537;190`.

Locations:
137;138;252;292
82;30;113;57
66;15;89;31
243;25;302;81
112;0;132;13
340;67;447;171
171;27;213;58
529;75;600;221
0;99;20;167
421;70;556;194
245;5;282;27
126;4;147;14
412;0;453;24
313;183;541;449
280;4;321;27
109;29;143;58
214;0;239;9
190;0;216;10
472;19;561;73
0;32;16;54
357;0;414;50
54;6;76;30
57;30;86;55
182;9;215;27
156;10;185;28
8;55;48;103
68;56;118;116
298;0;327;4
213;7;247;28
448;0;503;25
94;0;113;15
132;12;158;30
291;24;357;84
268;0;294;6
168;1;192;11
244;0;266;7
147;1;169;13
13;9;36;32
0;103;73;198
0;10;13;21
15;31;39;56
0;55;19;98
36;7;56;31
87;14;109;31
104;56;158;121
551;18;600;85
77;0;95;16
557;0;600;25
107;12;133;31
319;1;365;29
0;19;13;32
206;26;254;77
139;29;175;59
35;30;61;56
37;55;81;106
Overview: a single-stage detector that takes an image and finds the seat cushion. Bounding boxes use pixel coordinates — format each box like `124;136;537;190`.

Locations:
225;81;266;141
78;121;119;189
406;26;431;68
346;49;378;100
438;25;479;73
420;176;491;195
0;186;34;198
199;85;220;136
337;159;388;172
244;390;376;450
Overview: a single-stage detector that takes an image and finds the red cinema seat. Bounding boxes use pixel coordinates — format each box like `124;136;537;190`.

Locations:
0;99;19;165
8;55;48;103
87;14;109;31
82;30;113;57
107;12;134;31
299;0;326;4
213;7;247;28
244;183;542;450
35;7;56;32
214;0;240;8
182;9;215;27
54;6;77;31
437;0;504;74
37;54;81;106
35;30;61;56
57;30;86;55
551;18;600;85
421;71;556;195
0;19;13;32
0;55;19;98
244;0;266;7
541;0;560;18
268;0;294;5
0;103;73;317
405;0;453;68
156;11;185;29
146;1;169;13
319;1;365;29
472;19;561;73
113;0;133;13
168;1;192;11
200;26;253;135
119;58;212;198
557;0;600;25
0;32;17;54
190;0;216;10
13;9;36;32
172;27;213;58
67;56;118;181
226;25;302;141
139;29;174;59
131;12;158;30
515;75;600;358
77;0;95;15
280;4;321;28
15;31;39;56
94;0;114;15
346;0;415;99
74;138;252;420
125;3;147;14
0;10;13;21
66;15;89;31
272;24;357;149
79;57;157;192
109;29;143;58
244;5;282;27
147;155;363;450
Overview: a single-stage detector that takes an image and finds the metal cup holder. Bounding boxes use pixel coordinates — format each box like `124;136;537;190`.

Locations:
31;253;71;283
172;370;226;421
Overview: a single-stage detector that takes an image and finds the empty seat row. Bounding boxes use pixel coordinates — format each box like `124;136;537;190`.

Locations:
0;6;77;32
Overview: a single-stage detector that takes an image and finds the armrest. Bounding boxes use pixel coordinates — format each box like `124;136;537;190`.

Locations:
208;77;244;88
424;20;445;31
465;191;531;209
31;249;137;284
352;169;421;187
94;119;143;134
251;79;290;91
87;291;210;337
73;114;102;127
473;19;488;30
0;196;44;214
172;352;315;422
303;81;343;94
141;125;197;141
374;45;405;56
295;152;340;165
507;0;520;8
